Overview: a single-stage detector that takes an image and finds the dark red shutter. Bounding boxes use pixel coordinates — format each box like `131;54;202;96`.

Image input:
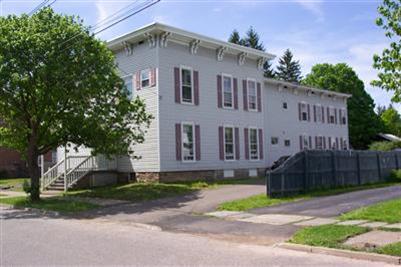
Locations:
328;137;332;149
150;68;157;87
174;67;180;103
340;137;343;150
313;105;317;122
175;123;181;160
194;71;199;105
217;75;222;108
322;106;325;123
336;137;339;149
244;128;249;159
315;136;318;149
298;103;302;121
219;126;224;160
235;127;240;160
299;135;303;150
233;78;238;109
136;71;141;91
257;82;262;112
323;136;327;149
258;129;263;159
307;104;311;121
195;125;201;161
243;80;248;111
339;109;342;125
309;136;312;149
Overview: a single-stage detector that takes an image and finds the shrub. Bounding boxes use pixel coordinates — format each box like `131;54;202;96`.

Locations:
389;170;401;182
22;180;31;195
369;141;401;151
0;170;9;178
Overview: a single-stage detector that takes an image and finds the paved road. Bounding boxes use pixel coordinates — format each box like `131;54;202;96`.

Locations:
1;208;392;266
252;185;401;217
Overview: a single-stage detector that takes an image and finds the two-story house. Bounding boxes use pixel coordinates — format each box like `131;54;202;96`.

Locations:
52;23;350;189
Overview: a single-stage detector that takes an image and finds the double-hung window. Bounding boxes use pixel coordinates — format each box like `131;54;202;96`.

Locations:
302;135;309;150
249;128;259;160
342;139;348;150
182;123;195;162
248;80;257;111
301;103;308;121
329;107;335;124
123;75;133;100
224;127;235;160
181;67;193;104
223;75;233;108
316;105;323;122
141;69;150;88
316;136;323;149
341;109;347;125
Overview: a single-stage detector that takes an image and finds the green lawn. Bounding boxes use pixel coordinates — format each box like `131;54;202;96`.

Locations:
340;198;401;224
376;242;401;256
217;182;400;211
0;178;28;191
290;225;368;248
66;177;263;202
0;196;98;213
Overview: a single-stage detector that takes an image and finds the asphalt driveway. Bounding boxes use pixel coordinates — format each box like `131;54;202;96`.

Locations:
251;185;401;217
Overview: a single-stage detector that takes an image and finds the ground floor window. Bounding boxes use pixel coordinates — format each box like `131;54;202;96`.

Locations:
182;123;194;161
316;136;323;149
249;128;259;160
224;127;235;160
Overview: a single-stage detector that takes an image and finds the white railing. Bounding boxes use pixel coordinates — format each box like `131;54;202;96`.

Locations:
41;155;117;191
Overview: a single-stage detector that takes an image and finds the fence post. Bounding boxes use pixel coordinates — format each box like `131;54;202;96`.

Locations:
280;173;285;197
304;151;309;192
331;151;337;188
377;152;382;181
356;152;361;185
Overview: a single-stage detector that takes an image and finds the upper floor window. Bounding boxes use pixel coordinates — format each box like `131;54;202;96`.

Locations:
283;102;288;109
123;75;133;100
316;105;323;123
224;127;235;160
284;139;291;147
341;109;347;125
249;128;259;160
223;75;233;108
182;123;195;162
141;69;150;88
248;80;257;111
329;107;335;124
301;103;308;121
181;67;193;104
316;136;323;149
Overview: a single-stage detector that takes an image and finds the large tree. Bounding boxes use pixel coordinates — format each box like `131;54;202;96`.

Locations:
276;49;302;83
303;63;383;149
381;104;401;136
228;27;275;78
371;0;401;102
0;8;152;201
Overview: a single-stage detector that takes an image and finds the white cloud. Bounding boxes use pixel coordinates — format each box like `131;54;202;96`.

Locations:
295;0;324;22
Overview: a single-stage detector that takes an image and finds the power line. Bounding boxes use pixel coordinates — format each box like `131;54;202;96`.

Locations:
28;0;57;16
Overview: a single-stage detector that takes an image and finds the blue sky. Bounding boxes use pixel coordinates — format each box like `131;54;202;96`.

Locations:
2;0;397;111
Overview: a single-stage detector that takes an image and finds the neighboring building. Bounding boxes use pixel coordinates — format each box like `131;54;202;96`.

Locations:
54;23;350;186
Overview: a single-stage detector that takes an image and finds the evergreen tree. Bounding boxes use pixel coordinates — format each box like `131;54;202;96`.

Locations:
228;29;243;45
276;49;302;83
264;61;276;78
244;27;265;51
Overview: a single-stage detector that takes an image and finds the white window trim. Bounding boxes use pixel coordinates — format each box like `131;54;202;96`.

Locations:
329;105;335;124
140;69;151;89
302;134;309;150
249;127;260;161
247;78;258;112
223;125;236;162
300;101;308;122
316;135;323;149
330;136;337;149
180;65;194;105
222;73;234;110
342;137;348;150
181;121;196;163
341;108;347;125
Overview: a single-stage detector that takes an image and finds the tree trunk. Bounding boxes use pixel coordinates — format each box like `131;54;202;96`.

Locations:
27;142;40;202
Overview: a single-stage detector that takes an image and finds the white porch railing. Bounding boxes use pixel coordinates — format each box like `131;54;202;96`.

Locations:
41;155;117;191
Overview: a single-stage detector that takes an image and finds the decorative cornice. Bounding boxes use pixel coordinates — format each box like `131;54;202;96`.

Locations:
122;41;134;56
189;39;201;54
159;32;171;48
216;46;227;61
238;52;247;66
257;57;267;70
144;33;157;48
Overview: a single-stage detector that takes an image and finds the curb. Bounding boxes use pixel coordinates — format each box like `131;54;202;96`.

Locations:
278;242;401;265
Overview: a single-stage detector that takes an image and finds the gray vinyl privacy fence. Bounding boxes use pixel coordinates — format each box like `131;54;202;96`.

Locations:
266;150;401;197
